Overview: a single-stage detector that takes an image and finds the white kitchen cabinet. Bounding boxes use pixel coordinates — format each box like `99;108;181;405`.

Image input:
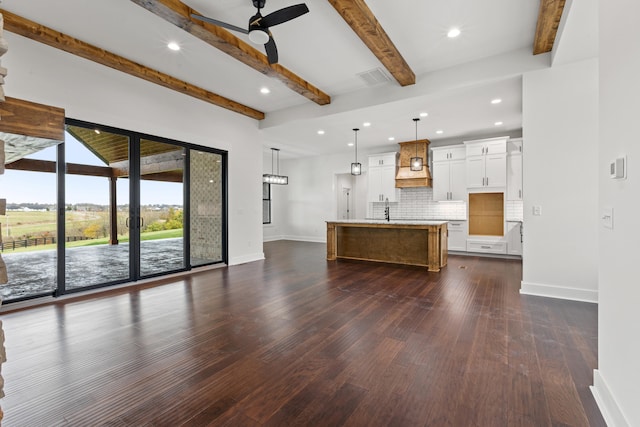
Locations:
464;137;507;189
447;220;467;251
431;145;465;162
367;152;398;203
432;145;466;201
506;221;523;256
466;238;507;254
368;152;397;167
507;139;523;201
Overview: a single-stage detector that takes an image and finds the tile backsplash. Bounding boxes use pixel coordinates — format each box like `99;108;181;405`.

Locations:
369;187;524;222
369;187;467;220
505;200;524;221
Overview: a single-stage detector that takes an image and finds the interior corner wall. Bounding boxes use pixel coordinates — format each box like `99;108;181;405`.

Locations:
521;58;598;302
3;33;264;266
592;1;640;425
274;151;370;242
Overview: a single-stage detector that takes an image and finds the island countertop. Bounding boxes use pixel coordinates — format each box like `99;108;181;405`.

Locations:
326;220;448;272
327;219;448;226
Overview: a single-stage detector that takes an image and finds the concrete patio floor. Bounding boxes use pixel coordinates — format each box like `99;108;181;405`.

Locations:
0;238;185;301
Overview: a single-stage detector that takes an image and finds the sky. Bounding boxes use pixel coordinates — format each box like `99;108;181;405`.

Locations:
1;131;184;206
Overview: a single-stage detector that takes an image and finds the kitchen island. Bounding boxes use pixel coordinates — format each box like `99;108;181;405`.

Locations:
326;220;448;272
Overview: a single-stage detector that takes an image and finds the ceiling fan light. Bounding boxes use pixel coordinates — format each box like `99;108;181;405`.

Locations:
249;29;270;45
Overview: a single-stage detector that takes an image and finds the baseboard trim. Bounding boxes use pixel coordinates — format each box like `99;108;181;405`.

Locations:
591;370;629;427
520;281;598;303
264;236;326;244
229;252;265;266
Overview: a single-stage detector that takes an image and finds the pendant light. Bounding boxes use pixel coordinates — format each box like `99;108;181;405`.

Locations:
351;128;361;176
263;148;288;185
410;118;423;171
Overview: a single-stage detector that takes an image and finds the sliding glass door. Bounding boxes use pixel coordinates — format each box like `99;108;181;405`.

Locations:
64;124;132;291
0;119;226;304
190;149;224;266
138;138;185;277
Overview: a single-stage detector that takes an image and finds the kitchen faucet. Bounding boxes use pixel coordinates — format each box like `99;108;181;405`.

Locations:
384;197;390;221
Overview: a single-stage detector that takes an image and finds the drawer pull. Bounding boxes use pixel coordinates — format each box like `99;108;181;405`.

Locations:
480;245;492;249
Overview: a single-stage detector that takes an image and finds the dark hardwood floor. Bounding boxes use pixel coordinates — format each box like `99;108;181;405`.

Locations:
0;241;604;426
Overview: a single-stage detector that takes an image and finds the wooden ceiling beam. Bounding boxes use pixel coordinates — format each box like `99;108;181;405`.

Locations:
328;0;415;86
0;9;265;120
533;0;566;55
0;96;65;140
130;0;331;105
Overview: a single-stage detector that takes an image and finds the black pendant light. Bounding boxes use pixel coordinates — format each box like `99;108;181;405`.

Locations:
351;128;361;176
263;148;288;185
410;118;423;171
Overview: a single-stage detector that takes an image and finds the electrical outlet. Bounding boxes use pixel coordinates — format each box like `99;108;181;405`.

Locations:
533;205;542;216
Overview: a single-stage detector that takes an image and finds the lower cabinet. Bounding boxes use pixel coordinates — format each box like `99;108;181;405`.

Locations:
447;221;467;251
466;239;507;254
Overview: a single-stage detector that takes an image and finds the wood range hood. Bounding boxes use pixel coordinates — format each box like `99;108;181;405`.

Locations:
395;139;432;188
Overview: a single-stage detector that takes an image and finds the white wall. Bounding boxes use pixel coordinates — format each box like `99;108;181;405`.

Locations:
270;150;372;242
3;33;264;265
521;58;599;302
591;1;640;425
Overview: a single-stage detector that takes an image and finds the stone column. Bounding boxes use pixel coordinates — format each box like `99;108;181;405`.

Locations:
0;9;8;425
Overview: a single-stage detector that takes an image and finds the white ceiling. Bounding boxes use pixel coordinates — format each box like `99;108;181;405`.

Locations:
1;0;545;158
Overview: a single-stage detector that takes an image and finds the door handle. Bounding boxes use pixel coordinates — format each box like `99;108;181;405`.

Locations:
125;217;130;228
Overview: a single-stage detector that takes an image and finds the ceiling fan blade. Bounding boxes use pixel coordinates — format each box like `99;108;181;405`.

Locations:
265;37;278;64
262;4;309;27
191;14;249;34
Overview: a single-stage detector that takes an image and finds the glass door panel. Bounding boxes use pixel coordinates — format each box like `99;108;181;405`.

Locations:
138;139;184;277
64;126;131;290
0;142;59;301
190;150;224;266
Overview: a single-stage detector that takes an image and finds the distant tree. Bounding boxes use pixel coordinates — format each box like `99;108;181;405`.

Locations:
83;223;102;239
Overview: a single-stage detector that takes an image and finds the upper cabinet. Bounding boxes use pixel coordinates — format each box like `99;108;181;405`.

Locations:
507;139;523;201
464;137;507;189
431;145;466;201
368;152;399;203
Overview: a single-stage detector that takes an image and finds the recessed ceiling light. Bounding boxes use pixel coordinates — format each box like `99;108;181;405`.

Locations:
494;121;503;126
348;142;354;147
317;130;325;135
447;28;461;38
388;137;395;141
420;112;428;117
94;129;101;134
436;130;444;134
260;87;270;94
167;42;181;51
363;122;371;127
491;98;502;104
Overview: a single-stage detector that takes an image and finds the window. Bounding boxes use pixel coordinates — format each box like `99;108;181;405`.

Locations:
262;183;271;224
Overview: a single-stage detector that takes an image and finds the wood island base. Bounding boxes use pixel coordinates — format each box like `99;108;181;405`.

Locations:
326;220;448;272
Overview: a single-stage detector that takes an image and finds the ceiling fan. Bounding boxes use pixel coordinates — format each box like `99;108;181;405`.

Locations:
191;0;309;65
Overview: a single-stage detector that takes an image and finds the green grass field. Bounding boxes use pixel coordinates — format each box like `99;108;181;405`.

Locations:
1;210;183;254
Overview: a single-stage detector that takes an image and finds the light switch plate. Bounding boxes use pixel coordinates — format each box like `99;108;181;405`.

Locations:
602;207;614;229
533;205;542;216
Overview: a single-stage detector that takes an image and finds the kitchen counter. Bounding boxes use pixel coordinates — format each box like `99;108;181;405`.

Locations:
326;220;448;272
343;219;449;226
